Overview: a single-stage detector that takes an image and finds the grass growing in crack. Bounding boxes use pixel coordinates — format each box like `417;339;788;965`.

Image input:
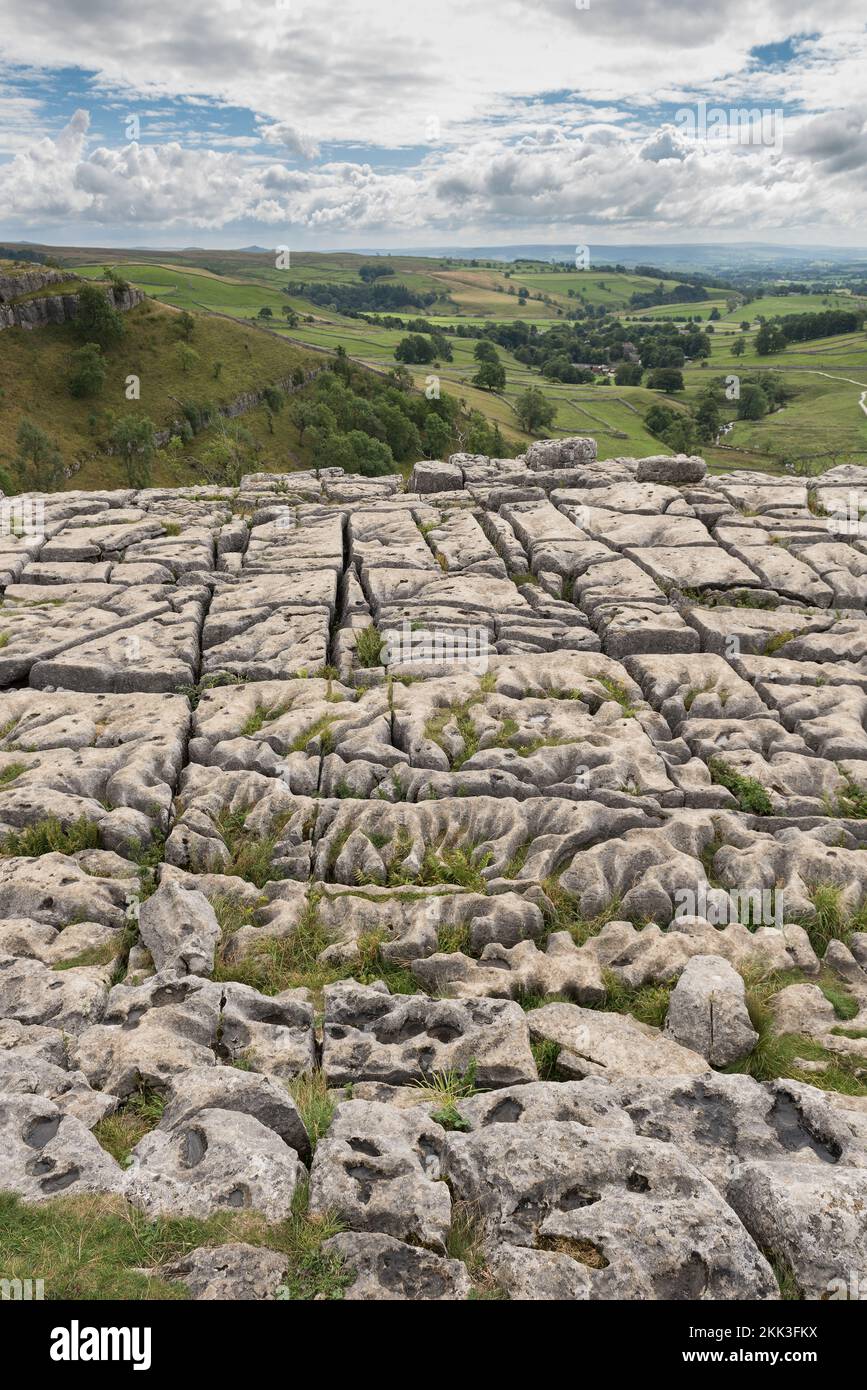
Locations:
175;672;247;710
416;845;492;893
446;1201;508;1300
0;760;27;786
531;1037;563;1080
708;757;774;815
272;1181;349;1300
355;625;384;669
240;705;267;736
127;833;166;903
504;842;531;878
763;630;795;657
53;941;122;971
539;880;622;948
796;884;866;954
214;806;290;888
682;588;779;610
436;919;472;955
826;774;867;820
596;676;637;717
289;714;335;754
214;891;422;1001
0;815;100;857
288;1070;334;1150
93;1088;165;1166
592;970;674;1028
414;1059;478;1105
765;1251;803;1301
424;696;482;770
727;974;867;1093
214;891;330;994
354;929;419;994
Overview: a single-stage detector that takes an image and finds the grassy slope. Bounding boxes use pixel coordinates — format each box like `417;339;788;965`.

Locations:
0;298;318;488
7;248;867;475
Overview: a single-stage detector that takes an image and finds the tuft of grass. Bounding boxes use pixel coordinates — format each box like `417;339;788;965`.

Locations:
355;625;384;669
436;919;472;955
596;675;637;717
796;884;864;954
93;1088;165;1166
592;969;674;1028
827;774;867;820
708;757;774;815
539;879;622;948
0;815;100;857
763;630;795;657
213;805;291;888
414;1059;478;1105
446;1200;507;1299
0;760;27;786
240;705;267;736
290;714;335;754
288;1070;334;1151
727;974;867;1094
531;1037;563;1080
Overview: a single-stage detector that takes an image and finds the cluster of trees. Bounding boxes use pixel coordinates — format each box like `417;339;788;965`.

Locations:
358;264;395;282
394;332;452;364
283;281;436;314
644;372;792;453
754;308;862;354
471;317;710;382
629;281;709;309
289;356;457;475
472;340;506;391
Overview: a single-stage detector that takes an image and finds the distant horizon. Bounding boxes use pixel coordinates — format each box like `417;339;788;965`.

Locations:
5;237;867;262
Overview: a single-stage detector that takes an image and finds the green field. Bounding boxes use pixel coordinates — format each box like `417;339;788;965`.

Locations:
13;247;867;473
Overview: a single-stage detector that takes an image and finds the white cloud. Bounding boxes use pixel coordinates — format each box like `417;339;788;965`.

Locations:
0;0;866;243
2;102;865;244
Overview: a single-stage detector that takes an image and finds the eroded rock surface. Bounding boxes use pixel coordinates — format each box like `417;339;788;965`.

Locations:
3;446;867;1299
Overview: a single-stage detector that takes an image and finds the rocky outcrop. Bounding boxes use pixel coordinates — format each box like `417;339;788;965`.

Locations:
0;284;144;332
0;450;866;1301
0;265;69;301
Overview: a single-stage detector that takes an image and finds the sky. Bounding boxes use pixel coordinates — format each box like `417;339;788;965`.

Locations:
0;0;865;252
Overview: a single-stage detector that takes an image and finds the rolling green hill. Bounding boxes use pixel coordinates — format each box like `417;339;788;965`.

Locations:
0;295;319;489
4;244;867;481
